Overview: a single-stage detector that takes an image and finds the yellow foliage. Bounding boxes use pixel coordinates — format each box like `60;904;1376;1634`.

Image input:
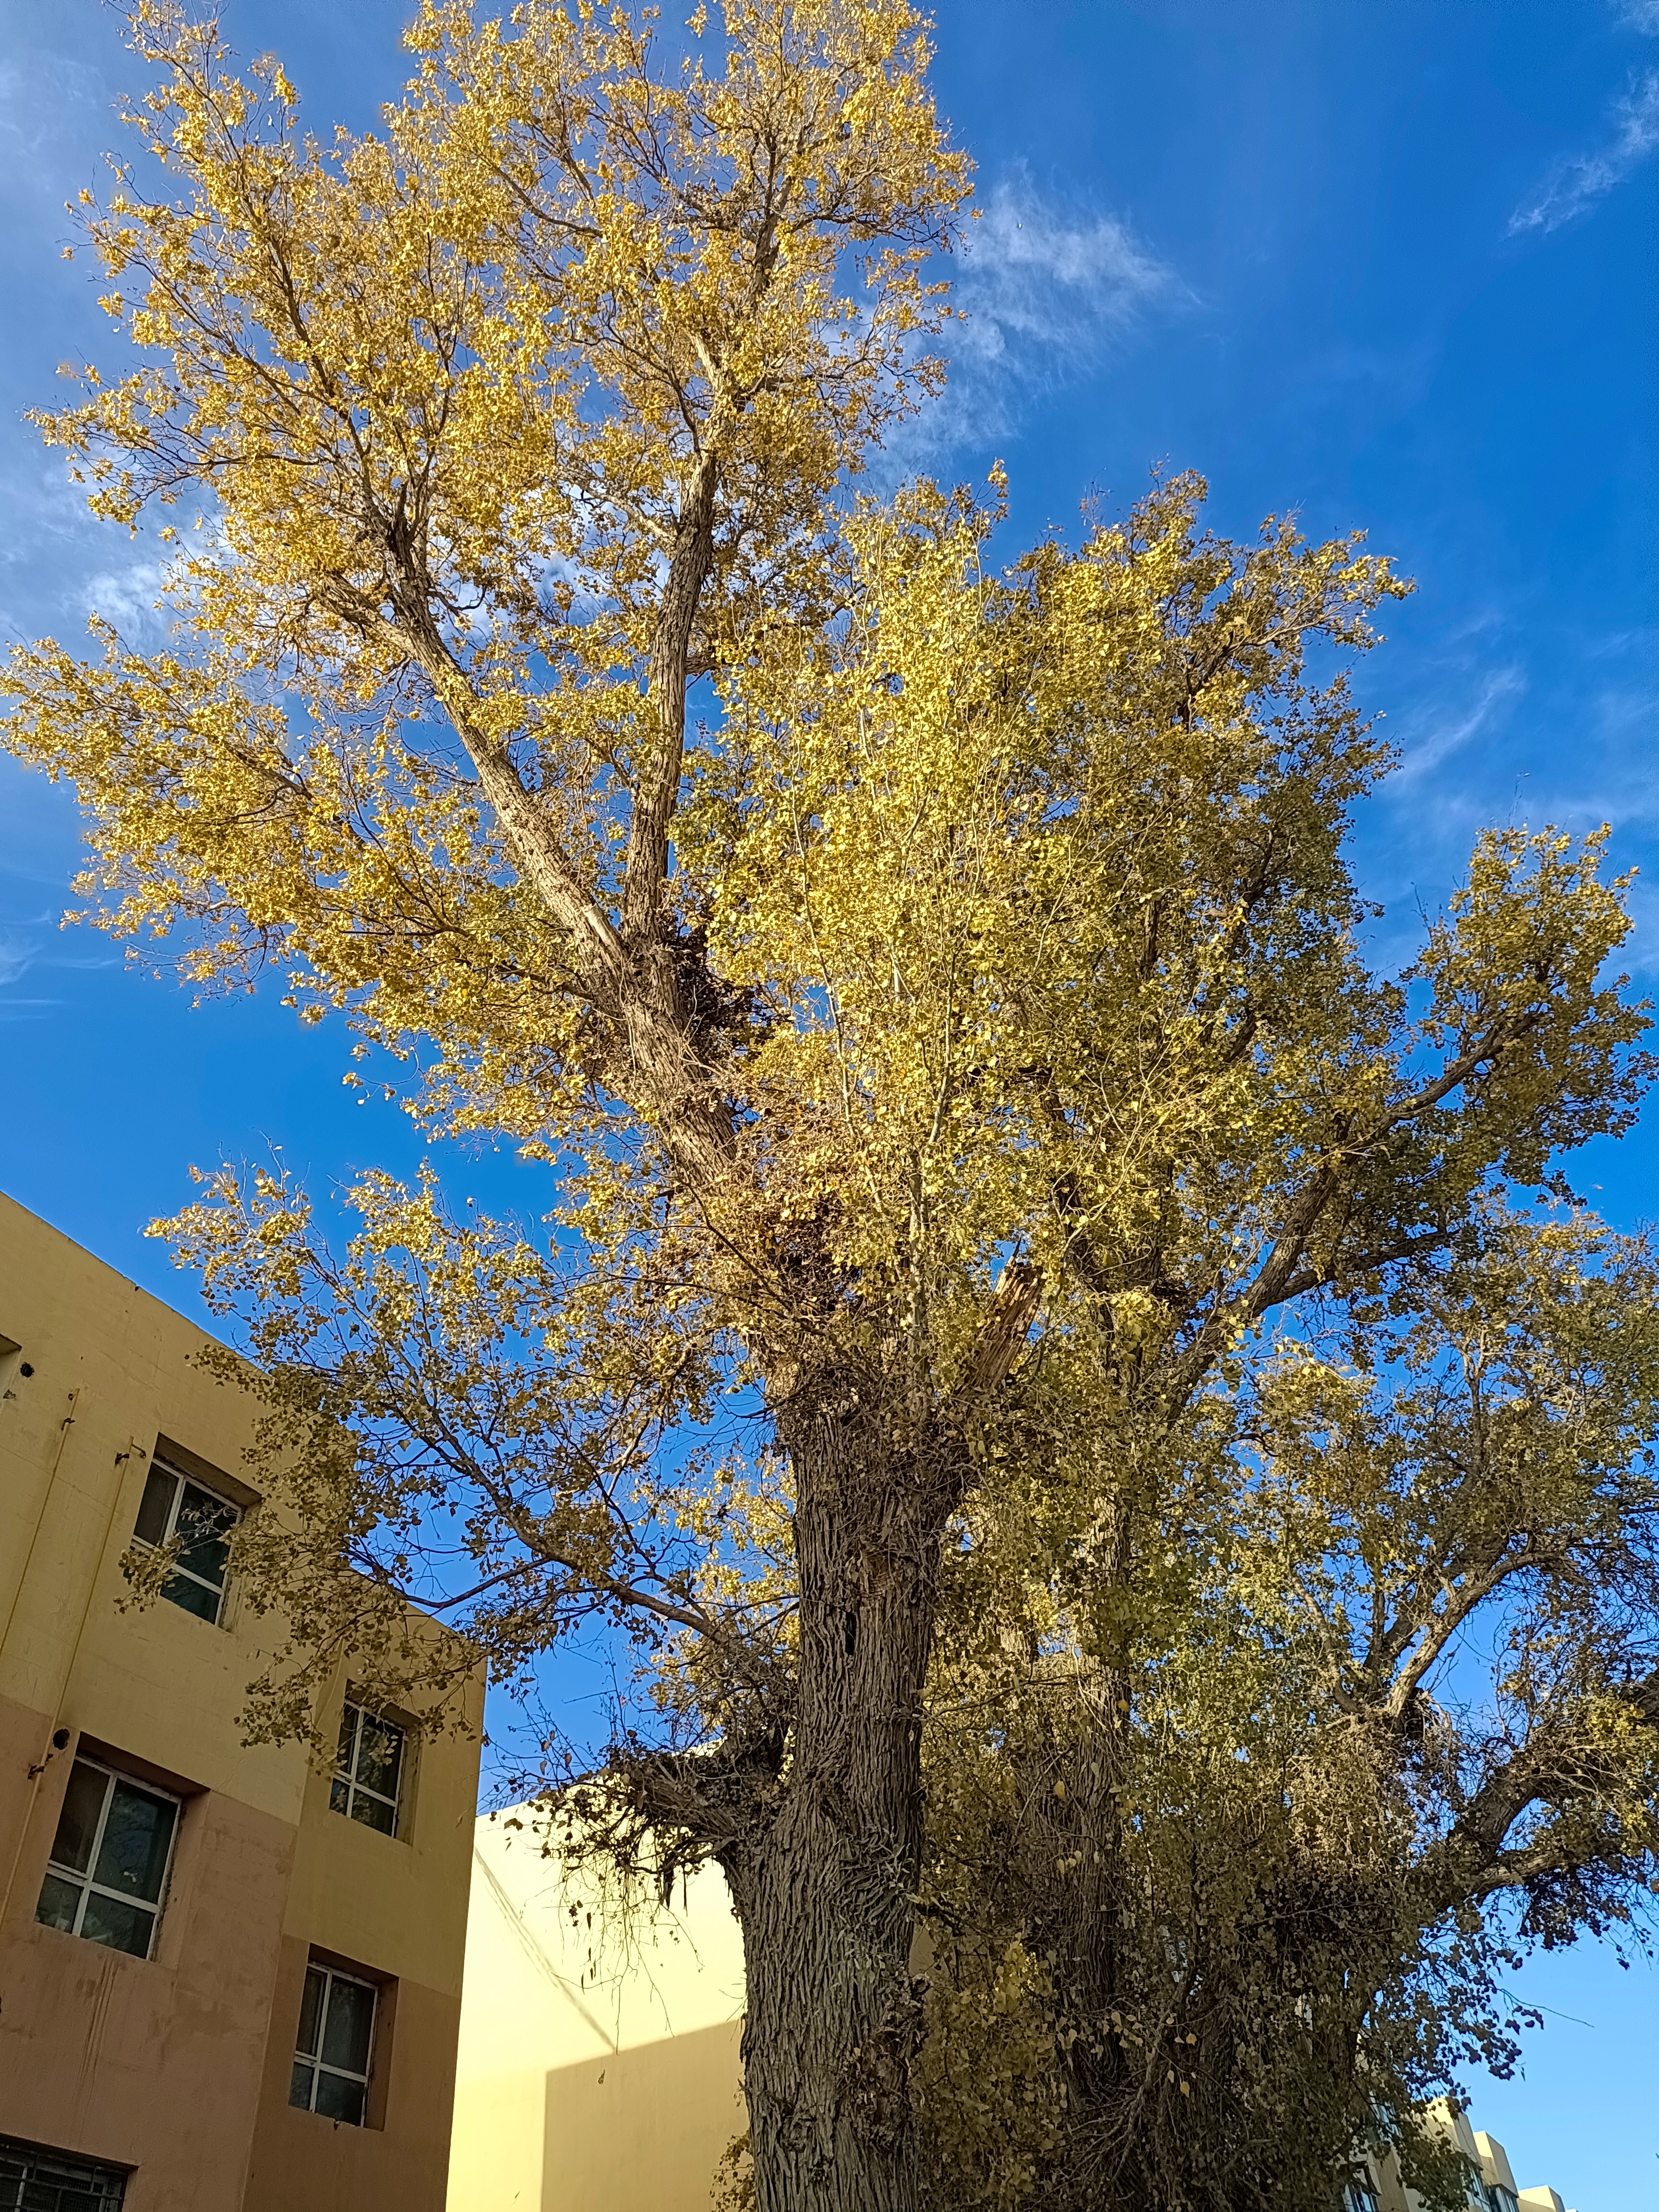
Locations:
1;11;1655;2210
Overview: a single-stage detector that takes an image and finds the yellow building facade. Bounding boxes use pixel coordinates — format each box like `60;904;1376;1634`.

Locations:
447;1809;747;2212
0;1191;483;2211
447;1813;1590;2212
1350;2099;1577;2212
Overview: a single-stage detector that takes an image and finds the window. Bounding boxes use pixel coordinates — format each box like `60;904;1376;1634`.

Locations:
0;2134;128;2209
1344;2181;1381;2212
290;1963;377;2125
35;1757;178;1961
132;1456;240;1625
1484;2189;1519;2212
331;1701;405;1837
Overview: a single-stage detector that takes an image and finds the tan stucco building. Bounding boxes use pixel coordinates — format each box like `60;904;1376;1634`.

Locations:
1350;2099;1578;2212
448;1814;1591;2212
447;1809;746;2212
0;1191;483;2210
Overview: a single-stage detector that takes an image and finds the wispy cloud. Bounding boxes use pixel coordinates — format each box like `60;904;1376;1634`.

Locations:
78;556;171;639
1508;69;1659;234
899;170;1182;465
0;908;121;1022
1392;665;1526;787
0;931;36;988
1614;0;1659;33
953;173;1179;369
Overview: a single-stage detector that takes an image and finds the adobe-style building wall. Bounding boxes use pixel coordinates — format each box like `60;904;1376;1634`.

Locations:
1365;2099;1576;2212
447;1812;747;2212
0;1191;481;2211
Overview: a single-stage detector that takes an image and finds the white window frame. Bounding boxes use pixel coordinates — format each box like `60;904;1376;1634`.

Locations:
331;1699;405;1837
37;1755;180;1962
133;1455;240;1625
0;2133;129;2206
290;1962;378;2124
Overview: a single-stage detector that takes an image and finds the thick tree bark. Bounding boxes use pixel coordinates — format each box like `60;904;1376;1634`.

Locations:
722;1403;941;2212
1030;1481;1140;2204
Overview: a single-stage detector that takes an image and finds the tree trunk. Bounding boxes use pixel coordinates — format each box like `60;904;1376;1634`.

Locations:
723;1403;940;2212
1029;1478;1141;2206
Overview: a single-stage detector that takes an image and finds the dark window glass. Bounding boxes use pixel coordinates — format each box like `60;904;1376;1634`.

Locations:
289;1963;378;2126
355;1715;401;1798
48;1761;107;1877
296;1962;325;2057
0;2133;128;2207
313;2070;366;2125
35;1875;80;1934
131;1464;175;1548
321;1977;375;2075
331;1701;405;1837
174;1483;235;1587
130;1460;240;1626
94;1781;174;1903
78;1893;154;1960
160;1573;222;1624
351;1791;396;1838
36;1759;177;1960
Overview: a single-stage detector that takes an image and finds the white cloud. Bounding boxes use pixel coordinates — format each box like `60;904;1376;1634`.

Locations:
1614;0;1659;33
1508;69;1659;234
893;170;1182;466
953;172;1179;371
1392;666;1526;787
79;556;170;639
0;931;36;988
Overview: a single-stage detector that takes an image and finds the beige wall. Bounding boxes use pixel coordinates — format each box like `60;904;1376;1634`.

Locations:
1381;2102;1577;2212
0;1709;294;2203
447;1813;747;2212
243;1684;481;2211
0;1191;481;2212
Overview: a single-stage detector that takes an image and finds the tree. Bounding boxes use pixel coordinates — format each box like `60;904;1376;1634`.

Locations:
917;1206;1659;2212
2;8;1650;2210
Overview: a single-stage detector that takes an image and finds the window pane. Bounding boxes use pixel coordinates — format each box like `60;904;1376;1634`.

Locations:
296;1964;327;2058
320;1975;375;2074
288;2060;316;2112
174;1483;236;1588
336;1704;359;1775
93;1781;176;1903
132;1464;177;1548
161;1570;223;1624
0;2136;127;2206
48;1760;109;1876
78;1892;156;1959
328;1777;349;1815
36;1871;83;1933
349;1790;396;1837
354;1714;402;1801
313;2069;366;2126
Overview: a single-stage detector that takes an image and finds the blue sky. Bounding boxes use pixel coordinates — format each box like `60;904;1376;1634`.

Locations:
1;3;1655;2198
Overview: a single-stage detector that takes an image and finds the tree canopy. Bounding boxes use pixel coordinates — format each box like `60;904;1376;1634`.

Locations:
918;1204;1659;2211
4;8;1655;2211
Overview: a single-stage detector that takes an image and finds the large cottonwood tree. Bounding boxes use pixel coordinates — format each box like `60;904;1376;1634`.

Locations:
3;7;1651;2210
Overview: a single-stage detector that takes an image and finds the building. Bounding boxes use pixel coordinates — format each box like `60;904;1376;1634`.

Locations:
447;1806;746;2212
1347;2099;1578;2212
450;1810;1594;2212
0;1191;483;2211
